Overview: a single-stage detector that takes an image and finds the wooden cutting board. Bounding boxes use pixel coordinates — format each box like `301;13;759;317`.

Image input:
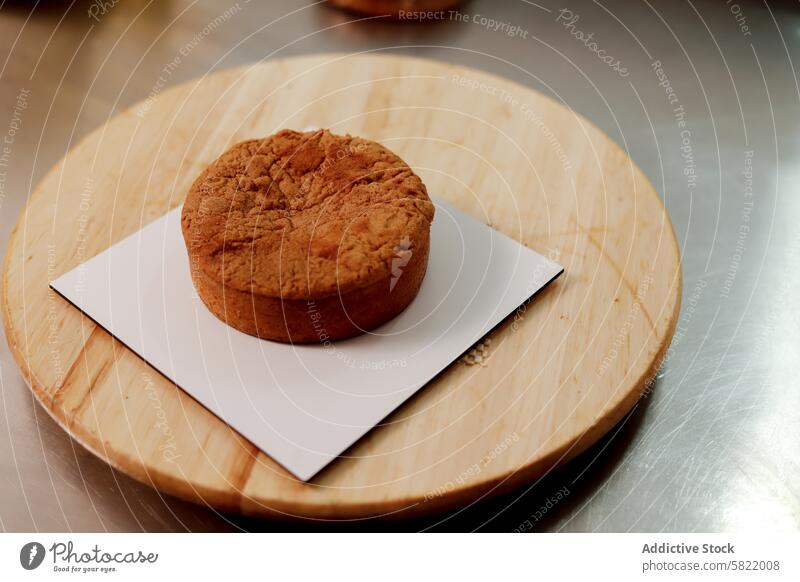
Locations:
2;54;681;519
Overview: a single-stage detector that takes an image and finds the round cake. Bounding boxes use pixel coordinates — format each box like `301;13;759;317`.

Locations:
181;129;435;343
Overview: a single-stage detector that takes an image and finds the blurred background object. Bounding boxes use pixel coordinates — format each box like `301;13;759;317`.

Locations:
329;0;464;18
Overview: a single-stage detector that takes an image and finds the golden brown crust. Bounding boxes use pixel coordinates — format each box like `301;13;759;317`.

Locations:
181;129;434;342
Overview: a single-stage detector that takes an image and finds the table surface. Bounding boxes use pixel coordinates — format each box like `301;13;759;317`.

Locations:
0;0;797;533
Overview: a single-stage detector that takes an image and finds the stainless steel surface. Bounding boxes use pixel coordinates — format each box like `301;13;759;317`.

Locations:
1;0;798;532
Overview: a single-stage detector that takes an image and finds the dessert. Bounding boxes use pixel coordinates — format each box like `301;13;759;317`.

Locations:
329;0;463;18
181;129;434;343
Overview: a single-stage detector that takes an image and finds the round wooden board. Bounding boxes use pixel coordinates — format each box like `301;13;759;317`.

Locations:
3;54;681;520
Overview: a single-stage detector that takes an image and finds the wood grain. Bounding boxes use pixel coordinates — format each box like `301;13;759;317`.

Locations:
2;54;681;519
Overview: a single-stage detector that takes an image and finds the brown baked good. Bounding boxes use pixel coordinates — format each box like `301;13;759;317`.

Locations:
181;129;435;343
329;0;463;18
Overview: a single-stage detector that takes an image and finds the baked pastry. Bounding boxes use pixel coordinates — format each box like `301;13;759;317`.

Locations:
181;129;434;343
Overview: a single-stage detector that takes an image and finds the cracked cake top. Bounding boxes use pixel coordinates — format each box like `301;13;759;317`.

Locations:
181;129;435;300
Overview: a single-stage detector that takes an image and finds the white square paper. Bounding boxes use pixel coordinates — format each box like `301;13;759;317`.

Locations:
52;199;563;481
